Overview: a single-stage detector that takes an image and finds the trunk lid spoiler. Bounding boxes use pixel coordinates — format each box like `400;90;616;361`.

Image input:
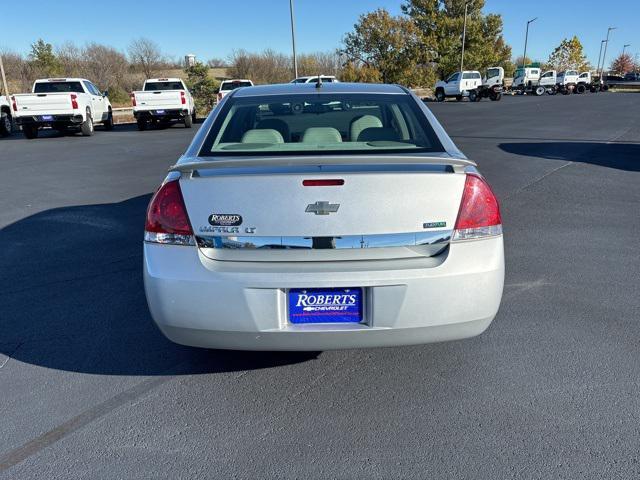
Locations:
169;155;475;175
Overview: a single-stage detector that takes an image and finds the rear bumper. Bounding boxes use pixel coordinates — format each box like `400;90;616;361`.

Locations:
143;236;504;351
15;114;83;125
134;109;187;120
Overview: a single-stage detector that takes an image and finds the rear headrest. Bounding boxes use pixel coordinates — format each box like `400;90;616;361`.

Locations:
302;127;342;143
357;127;401;142
241;129;284;144
350;115;382;141
256;119;290;141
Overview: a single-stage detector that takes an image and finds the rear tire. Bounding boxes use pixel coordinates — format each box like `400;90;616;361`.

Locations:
0;112;12;137
535;86;545;96
468;90;478;102
23;125;38;139
184;112;193;128
576;84;586;94
137;118;148;131
103;110;114;130
435;89;445;102
80;111;94;136
490;92;502;101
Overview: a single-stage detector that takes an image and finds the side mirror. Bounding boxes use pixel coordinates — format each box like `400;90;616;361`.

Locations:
102;90;109;97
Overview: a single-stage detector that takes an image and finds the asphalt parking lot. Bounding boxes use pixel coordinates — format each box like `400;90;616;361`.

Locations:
1;93;639;479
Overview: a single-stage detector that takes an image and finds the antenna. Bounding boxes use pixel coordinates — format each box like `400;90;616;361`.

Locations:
315;72;322;89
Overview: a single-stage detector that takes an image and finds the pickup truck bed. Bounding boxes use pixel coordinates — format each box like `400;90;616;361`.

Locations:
131;78;195;130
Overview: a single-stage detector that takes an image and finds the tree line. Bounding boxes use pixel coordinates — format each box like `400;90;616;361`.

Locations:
3;2;638;108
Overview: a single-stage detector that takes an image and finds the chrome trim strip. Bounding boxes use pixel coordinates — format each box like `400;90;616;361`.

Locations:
196;230;452;250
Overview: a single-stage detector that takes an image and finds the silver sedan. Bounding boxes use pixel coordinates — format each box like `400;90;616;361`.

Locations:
143;82;504;350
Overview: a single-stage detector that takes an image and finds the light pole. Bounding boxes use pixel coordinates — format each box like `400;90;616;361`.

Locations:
522;17;537;67
600;26;616;83
460;3;468;71
622;44;630;56
0;54;9;100
596;39;606;77
289;0;298;78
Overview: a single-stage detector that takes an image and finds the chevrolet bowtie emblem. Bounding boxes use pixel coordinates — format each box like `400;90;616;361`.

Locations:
305;201;340;215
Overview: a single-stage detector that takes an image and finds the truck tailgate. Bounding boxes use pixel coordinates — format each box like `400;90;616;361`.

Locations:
13;93;75;116
133;90;183;110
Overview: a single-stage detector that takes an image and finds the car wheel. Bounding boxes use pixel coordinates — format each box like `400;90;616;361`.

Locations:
576;84;586;94
0;112;12;137
468;90;478;102
535;86;545;96
137;118;148;131
103;109;114;130
81;110;94;136
184;112;193;128
490;92;502;101
23;125;38;139
435;89;445;102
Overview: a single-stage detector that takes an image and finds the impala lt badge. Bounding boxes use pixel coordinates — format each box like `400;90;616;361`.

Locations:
306;201;340;215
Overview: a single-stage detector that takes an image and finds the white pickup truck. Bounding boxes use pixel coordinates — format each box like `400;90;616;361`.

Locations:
131;78;195;130
1;94;12;137
216;79;254;103
434;71;483;101
11;78;113;139
512;68;557;95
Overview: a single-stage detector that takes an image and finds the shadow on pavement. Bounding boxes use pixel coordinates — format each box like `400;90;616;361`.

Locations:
0;195;318;376
499;142;640;171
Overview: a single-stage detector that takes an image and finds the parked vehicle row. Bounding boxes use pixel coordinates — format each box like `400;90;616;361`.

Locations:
511;68;605;95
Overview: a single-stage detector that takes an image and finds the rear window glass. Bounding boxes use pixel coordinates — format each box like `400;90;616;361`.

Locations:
144;81;184;91
221;81;253;91
200;93;444;157
462;72;481;79
34;82;84;93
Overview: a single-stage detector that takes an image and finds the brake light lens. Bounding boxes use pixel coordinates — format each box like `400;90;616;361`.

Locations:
130;93;136;107
70;93;78;109
452;174;502;241
144;180;194;245
303;179;344;186
11;96;17;112
180;91;186;105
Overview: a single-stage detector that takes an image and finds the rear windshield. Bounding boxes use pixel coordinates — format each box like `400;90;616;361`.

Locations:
221;81;253;91
34;82;84;93
200;93;444;156
462;72;481;79
486;68;500;79
144;81;184;91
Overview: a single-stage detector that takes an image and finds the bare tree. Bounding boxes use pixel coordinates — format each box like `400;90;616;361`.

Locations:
128;38;165;79
83;43;128;90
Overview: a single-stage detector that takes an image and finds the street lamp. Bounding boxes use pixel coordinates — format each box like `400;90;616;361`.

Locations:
522;17;537;68
460;3;469;71
289;0;298;78
596;39;606;77
600;26;616;83
623;44;631;56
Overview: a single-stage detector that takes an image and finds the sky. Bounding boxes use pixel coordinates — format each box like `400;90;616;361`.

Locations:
1;0;638;67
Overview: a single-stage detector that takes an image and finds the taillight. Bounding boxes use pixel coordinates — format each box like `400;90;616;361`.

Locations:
452;174;502;241
144;180;194;246
180;91;186;105
130;93;136;107
11;96;17;112
70;93;78;109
